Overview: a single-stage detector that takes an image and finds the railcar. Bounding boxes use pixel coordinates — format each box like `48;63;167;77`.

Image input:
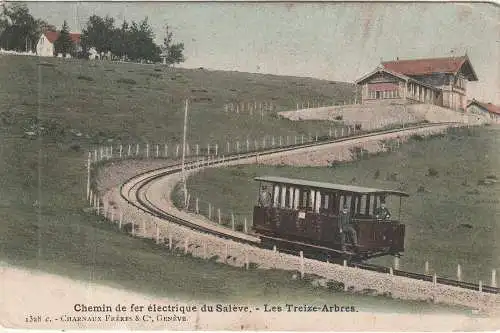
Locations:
252;176;408;261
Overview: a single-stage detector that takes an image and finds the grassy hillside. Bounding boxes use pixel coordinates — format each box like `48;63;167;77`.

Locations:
182;126;500;284
0;54;433;308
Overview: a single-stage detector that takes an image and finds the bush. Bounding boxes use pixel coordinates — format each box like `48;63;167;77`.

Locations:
427;167;439;177
117;78;137;84
326;280;345;292
77;75;94;81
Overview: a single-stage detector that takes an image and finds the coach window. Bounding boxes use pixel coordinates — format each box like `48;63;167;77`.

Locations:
280;185;287;208
293;188;300;209
314;191;321;213
273;185;280;207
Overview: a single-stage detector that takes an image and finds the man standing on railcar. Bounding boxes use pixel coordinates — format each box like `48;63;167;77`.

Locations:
259;185;272;207
339;204;358;251
374;200;391;221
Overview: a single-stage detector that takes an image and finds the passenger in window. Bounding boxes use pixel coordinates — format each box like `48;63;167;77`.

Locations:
259;185;272;207
339;204;358;251
374;200;391;220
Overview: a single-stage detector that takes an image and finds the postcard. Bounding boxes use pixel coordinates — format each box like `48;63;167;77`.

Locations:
0;0;499;331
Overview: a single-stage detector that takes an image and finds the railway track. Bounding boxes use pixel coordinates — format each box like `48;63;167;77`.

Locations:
115;122;499;295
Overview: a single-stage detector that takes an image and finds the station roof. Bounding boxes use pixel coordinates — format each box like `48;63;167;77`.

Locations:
254;176;409;197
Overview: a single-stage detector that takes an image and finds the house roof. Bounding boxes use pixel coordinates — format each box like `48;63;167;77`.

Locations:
254;176;409;197
382;55;478;81
354;66;440;91
467;99;500;115
43;31;81;44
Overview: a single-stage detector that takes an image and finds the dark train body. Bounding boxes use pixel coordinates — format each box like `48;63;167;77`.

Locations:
252;176;408;260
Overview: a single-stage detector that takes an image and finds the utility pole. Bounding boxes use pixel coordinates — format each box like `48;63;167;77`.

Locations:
181;99;189;208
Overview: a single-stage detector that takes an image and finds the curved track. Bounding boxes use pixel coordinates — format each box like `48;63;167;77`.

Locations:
117;123;500;295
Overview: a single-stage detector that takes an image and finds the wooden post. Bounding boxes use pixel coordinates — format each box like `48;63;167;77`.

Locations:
89;190;93;206
273;245;277;252
119;211;123;230
272;136;275;147
86;152;91;200
156;144;159;158
479;280;483;292
244;218;248;233
155;225;160;244
215;144;218;156
146;143;149;158
457;264;462;281
168;234;173;250
110;146;113;158
236;141;240;154
176;144;179;158
196;144;199;156
343;259;347;267
246;139;250;152
341;128;344;136
218;208;221;224
136;143;139;156
207;143;210;156
196;198;199;214
299;251;304;279
94;149;98;163
393;256;400;270
164;144;168;157
301;135;304;144
96;198;100;215
279;136;282;146
492;269;497;287
262;137;266;149
231;213;235;230
208;203;212;220
119;144;123;158
127;144;131;156
425;261;429;275
389;267;394;276
433;273;437;285
226;141;230;154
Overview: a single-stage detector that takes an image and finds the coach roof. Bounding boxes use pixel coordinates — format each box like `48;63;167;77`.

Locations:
255;176;409;197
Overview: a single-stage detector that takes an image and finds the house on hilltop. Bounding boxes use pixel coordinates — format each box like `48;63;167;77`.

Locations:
36;31;81;57
355;55;478;112
467;99;500;121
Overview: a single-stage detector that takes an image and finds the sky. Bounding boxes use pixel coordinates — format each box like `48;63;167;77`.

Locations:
26;1;500;104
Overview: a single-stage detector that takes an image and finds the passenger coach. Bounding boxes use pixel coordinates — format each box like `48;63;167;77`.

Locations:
252;176;408;260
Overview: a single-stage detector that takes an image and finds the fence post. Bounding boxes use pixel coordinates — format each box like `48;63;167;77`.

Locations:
244;218;248;233
279;136;282;146
86;152;91;200
299;251;304;279
479;280;483;292
128;144;131;156
341;128;344;136
96;197;100;215
457;264;462;281
208;203;212;220
146;143;149;158
215;144;218;156
119;211;123;230
226;142;230;154
236;141;240;154
136;143;139;156
119;144;123;159
131;222;135;236
110;146;113;159
425;261;429;275
156;144;159;158
246;139;250;152
164;144;168;157
433;273;437;286
196;144;199;156
196;198;199;214
218;208;221;224
272;136;275;147
393;256;400;270
176;144;179;158
231;213;235;230
301;135;304;144
492;269;497;287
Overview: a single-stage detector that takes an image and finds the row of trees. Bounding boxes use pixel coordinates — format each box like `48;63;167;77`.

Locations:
0;3;185;65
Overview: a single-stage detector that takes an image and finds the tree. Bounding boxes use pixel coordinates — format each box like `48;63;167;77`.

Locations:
0;3;40;52
161;25;185;66
53;20;74;56
81;15;115;55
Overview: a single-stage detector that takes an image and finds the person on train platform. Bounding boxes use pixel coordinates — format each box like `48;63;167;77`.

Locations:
339;204;358;251
259;185;272;207
374;200;391;220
